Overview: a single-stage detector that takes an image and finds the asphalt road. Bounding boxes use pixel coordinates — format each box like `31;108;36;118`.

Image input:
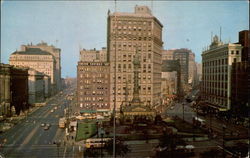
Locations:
0;86;77;158
165;99;248;138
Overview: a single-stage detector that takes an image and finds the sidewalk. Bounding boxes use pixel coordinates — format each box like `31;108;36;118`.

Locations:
0;98;52;133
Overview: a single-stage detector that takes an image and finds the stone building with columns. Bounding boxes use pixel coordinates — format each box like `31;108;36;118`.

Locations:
0;63;29;117
9;47;57;94
16;42;62;93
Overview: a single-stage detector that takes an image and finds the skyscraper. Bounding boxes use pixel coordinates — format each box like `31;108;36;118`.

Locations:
107;5;163;110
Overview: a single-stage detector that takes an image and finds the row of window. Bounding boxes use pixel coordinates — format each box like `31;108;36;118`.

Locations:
112;20;152;27
111;35;153;41
79;103;109;108
203;82;228;89
113;96;151;102
202;89;228;98
203;74;228;80
79;97;107;102
203;58;228;67
203;67;228;73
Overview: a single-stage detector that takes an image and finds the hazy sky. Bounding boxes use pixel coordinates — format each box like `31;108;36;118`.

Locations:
1;1;249;77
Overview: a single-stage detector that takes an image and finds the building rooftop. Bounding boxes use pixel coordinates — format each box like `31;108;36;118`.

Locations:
12;48;52;56
109;5;163;27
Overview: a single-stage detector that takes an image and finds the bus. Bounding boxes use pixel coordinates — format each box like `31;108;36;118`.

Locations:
85;138;112;149
59;118;66;128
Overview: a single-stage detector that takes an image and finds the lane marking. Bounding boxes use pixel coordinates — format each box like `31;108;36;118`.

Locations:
18;125;40;149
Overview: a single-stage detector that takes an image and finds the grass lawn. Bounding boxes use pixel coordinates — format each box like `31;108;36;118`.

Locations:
75;120;97;141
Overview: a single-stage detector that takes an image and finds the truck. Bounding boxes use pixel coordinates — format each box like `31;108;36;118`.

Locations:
59;118;66;128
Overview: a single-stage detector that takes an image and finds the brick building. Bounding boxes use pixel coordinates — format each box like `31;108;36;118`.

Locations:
77;62;110;111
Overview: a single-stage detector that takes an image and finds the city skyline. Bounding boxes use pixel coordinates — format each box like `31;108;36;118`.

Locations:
1;1;249;77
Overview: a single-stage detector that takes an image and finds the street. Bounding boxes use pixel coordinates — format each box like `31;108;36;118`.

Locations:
0;87;78;158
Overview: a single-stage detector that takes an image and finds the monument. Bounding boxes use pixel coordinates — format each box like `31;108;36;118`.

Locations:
120;48;156;124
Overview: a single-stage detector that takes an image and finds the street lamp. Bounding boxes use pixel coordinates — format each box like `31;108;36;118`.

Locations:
54;140;61;158
100;129;105;158
222;125;226;158
182;103;185;121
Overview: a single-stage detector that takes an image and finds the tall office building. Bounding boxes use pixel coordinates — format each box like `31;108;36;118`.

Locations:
107;5;163;110
188;52;196;85
19;42;62;92
202;35;242;111
172;49;191;85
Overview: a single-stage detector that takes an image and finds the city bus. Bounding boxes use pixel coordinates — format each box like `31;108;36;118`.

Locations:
85;138;112;149
59;118;66;128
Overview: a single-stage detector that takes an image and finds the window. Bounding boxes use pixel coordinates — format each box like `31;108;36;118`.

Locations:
236;50;239;55
231;50;234;54
233;58;237;63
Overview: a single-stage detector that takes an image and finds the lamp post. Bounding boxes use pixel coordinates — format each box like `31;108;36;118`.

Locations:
54;140;61;158
100;129;104;158
209;108;212;131
222;125;226;158
182;103;185;121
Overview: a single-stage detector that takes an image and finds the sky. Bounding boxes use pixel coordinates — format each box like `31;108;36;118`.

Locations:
1;0;249;78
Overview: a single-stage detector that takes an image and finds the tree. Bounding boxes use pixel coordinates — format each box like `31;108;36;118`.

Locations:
83;148;100;157
104;139;130;156
200;149;221;158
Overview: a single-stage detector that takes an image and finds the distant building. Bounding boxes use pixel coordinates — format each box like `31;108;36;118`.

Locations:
162;50;174;60
172;49;191;85
162;49;196;89
107;5;163;110
77;62;110;111
19;42;62;93
196;62;202;82
188;52;196;85
9;47;56;94
201;35;242;111
80;47;107;62
0;63;29;117
28;69;45;104
161;60;181;97
161;71;177;96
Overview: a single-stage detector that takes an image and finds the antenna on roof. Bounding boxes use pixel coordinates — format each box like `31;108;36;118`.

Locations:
219;26;222;42
211;31;213;43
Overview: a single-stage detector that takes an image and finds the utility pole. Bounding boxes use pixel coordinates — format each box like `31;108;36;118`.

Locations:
222;125;226;158
182;103;184;121
113;0;117;157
